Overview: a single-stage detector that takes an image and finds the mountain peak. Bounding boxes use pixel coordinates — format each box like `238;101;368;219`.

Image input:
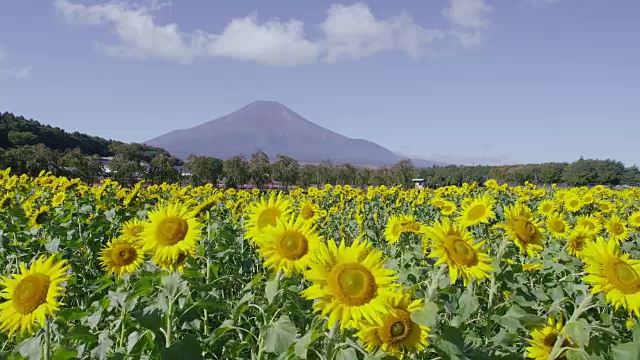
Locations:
144;101;443;167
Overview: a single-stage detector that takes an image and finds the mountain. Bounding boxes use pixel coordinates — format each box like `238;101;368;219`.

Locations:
145;101;445;167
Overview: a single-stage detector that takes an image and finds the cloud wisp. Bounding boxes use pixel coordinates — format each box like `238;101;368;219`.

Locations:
54;0;493;65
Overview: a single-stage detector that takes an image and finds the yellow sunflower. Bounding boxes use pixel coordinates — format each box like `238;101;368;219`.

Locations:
440;200;457;216
121;218;146;242
537;199;557;217
598;201;615;213
51;191;66;208
298;199;326;222
356;289;430;357
628;211;640;228
99;237;145;277
302;238;399;332
153;250;191;273
565;226;594;258
526;316;576;360
0;255;72;336
545;213;570;240
582;238;640;316
502;203;544;257
141;203;202;265
575;214;602;235
28;206;51;229
424;218;493;285
255;215;323;276
455;193;496;228
605;215;629;243
384;214;423;245
245;193;292;242
628;210;640;228
564;195;583;213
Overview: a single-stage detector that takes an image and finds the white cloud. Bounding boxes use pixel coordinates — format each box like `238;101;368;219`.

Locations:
0;47;32;79
54;0;489;65
444;0;494;29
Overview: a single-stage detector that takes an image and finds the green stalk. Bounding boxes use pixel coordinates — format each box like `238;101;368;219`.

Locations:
487;237;509;310
547;293;593;360
43;320;51;360
427;265;446;301
325;322;340;360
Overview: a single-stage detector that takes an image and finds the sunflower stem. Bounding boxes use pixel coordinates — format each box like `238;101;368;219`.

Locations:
547;292;593;360
427;265;446;301
487;236;509;311
165;289;174;348
325;322;339;360
43;320;51;360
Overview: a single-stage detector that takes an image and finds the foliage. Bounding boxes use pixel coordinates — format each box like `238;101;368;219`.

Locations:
249;150;271;189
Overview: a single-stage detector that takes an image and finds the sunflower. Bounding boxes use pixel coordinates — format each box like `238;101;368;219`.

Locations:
298;199;326;222
99;237;145;277
302;238;399;332
121;218;146;242
0;192;14;211
456;193;496;228
598;201;615;213
255;215;323;276
440;200;457;216
575;214;602;235
51;191;66;208
629;211;640;228
582;238;640;316
0;255;71;336
502;203;544;257
537;199;557;217
141;203;202;265
564;195;583;213
424;218;493;285
245;193;292;242
153;250;191;273
356;289;430;357
526;316;576;360
605;215;629;243
566;226;594;258
545;213;570;240
384;214;423;245
28;206;51;229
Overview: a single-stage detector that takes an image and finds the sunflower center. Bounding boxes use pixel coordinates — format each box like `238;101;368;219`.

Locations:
378;310;413;344
301;205;315;220
445;236;478;266
466;204;487;221
550;220;565;233
257;208;279;230
392;223;403;237
610;223;624;235
157;216;189;245
35;211;49;225
402;221;421;232
111;243;138;266
569;199;579;208
542;204;553;213
275;230;309;260
610;261;640;294
570;236;586;251
329;263;378;306
13;274;51;315
514;217;537;244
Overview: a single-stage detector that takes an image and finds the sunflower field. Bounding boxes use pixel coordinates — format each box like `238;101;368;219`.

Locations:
1;167;640;360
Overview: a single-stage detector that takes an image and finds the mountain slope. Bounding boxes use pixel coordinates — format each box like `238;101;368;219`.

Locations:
145;101;443;167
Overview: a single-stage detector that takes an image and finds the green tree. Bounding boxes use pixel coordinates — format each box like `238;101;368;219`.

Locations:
7;131;38;146
336;163;356;185
182;155;224;186
249;150;271;189
391;159;416;188
298;164;317;188
223;154;249;189
273;154;300;189
0;144;60;177
148;154;179;184
59;148;103;184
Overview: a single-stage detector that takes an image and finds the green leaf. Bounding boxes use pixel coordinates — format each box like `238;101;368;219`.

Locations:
565;349;587;360
334;347;358;360
294;332;312;359
161;272;182;298
564;319;590;347
490;314;521;333
52;348;77;360
16;335;42;360
458;287;479;322
263;315;298;354
611;342;639;360
410;300;438;328
160;334;203;360
265;276;279;304
127;331;140;354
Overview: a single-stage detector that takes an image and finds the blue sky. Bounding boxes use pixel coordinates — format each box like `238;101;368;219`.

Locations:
1;0;638;166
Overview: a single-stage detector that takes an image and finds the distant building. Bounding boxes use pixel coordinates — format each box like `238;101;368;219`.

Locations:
412;178;425;190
